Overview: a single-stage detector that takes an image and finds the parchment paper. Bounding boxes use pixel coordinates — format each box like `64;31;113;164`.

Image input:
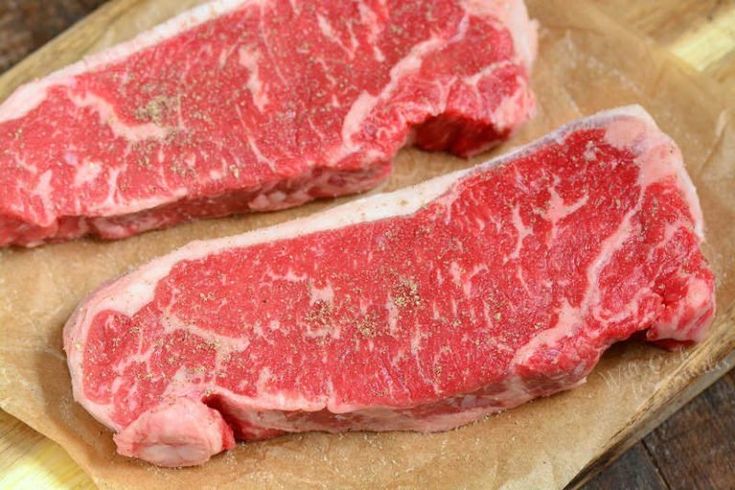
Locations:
0;0;733;488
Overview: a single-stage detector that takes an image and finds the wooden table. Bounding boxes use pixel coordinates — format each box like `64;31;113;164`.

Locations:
0;1;733;488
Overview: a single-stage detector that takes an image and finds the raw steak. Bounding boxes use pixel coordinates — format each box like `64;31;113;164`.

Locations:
0;0;537;247
64;106;716;467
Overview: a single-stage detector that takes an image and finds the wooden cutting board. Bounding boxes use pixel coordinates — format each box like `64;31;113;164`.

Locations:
0;1;733;488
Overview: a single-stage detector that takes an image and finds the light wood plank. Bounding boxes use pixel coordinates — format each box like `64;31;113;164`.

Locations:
0;410;94;489
592;0;735;88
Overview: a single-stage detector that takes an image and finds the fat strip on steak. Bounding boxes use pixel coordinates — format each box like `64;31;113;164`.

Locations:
64;105;715;467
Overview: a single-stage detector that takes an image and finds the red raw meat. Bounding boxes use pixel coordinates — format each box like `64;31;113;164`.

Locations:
64;106;715;467
0;0;537;246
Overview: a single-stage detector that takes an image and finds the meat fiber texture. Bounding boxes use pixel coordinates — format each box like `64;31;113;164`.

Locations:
63;105;715;467
0;0;537;247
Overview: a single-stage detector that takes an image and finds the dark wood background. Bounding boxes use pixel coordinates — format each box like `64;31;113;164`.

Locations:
0;1;732;488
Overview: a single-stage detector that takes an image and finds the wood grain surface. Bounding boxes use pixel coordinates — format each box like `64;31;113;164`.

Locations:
0;0;107;72
592;0;735;90
0;1;733;489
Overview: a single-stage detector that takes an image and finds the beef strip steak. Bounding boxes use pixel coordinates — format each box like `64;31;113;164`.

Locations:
64;106;716;467
0;0;537;247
